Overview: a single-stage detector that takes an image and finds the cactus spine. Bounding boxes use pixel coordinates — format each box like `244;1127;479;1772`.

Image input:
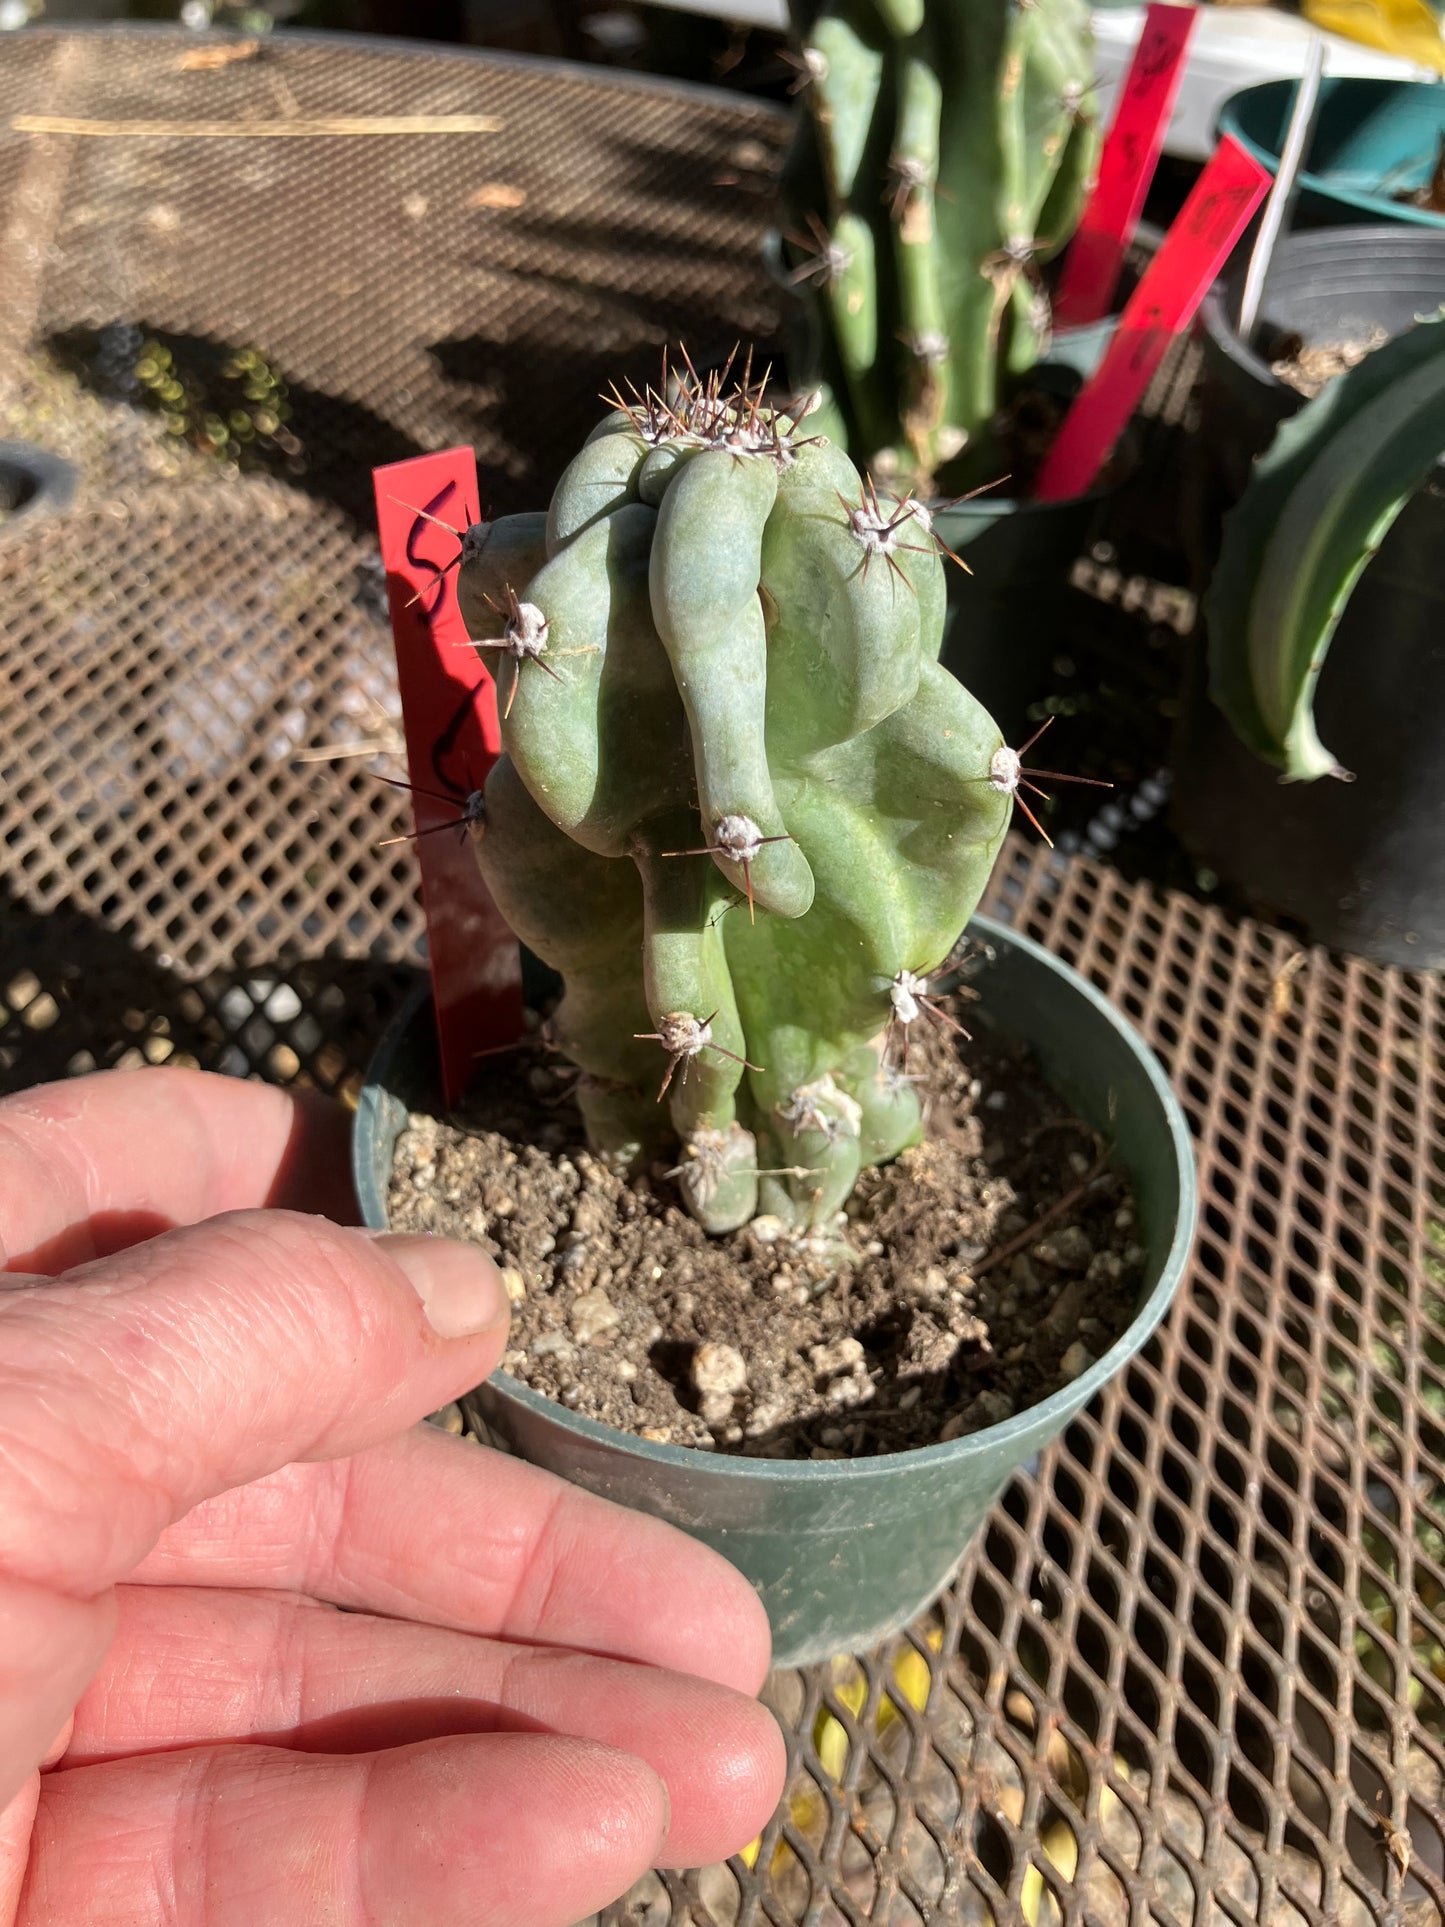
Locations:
460;360;1011;1235
782;0;1098;493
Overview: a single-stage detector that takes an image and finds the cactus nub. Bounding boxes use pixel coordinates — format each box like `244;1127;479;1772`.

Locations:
466;358;1012;1232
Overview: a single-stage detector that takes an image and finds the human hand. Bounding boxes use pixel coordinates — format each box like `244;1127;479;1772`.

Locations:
0;1067;784;1925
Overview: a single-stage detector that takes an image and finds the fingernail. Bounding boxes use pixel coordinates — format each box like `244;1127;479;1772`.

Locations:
377;1233;509;1339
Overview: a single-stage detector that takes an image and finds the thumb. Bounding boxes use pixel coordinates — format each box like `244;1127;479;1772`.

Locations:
0;1213;508;1807
0;1213;509;1598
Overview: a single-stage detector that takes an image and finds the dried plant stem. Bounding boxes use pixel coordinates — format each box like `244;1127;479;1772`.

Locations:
11;114;503;139
973;1147;1111;1277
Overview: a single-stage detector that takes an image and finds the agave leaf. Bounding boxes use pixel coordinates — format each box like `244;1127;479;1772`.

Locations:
1206;307;1445;782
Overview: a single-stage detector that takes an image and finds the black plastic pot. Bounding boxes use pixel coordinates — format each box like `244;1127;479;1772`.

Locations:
0;443;77;526
1178;226;1445;966
354;916;1195;1667
934;324;1139;747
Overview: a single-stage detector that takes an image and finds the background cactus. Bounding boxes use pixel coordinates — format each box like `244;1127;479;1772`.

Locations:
780;0;1099;495
458;359;1017;1234
1207;309;1445;782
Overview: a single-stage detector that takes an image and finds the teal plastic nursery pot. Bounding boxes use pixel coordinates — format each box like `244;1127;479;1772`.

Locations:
354;915;1195;1668
1219;78;1445;231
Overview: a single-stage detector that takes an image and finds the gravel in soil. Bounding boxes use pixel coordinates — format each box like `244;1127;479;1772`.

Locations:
386;991;1147;1461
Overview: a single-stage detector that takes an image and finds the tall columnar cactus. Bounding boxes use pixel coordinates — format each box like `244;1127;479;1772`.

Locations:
781;0;1098;493
457;360;1019;1235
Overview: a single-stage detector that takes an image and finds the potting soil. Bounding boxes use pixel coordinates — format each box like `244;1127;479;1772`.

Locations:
386;994;1144;1461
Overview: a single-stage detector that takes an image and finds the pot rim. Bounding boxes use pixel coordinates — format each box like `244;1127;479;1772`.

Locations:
1218;77;1445;233
1199;226;1445;485
1201;221;1445;379
359;913;1196;1479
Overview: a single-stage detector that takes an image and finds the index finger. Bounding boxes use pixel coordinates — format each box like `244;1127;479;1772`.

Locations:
0;1067;357;1273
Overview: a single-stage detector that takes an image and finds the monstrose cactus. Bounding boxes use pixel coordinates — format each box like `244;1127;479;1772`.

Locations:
780;0;1099;493
455;359;1027;1235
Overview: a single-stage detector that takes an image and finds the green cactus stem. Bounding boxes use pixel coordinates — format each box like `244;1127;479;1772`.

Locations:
781;0;1099;494
460;359;1014;1234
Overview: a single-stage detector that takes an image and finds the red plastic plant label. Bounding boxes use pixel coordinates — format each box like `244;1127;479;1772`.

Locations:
1036;135;1272;503
1053;1;1198;329
373;449;523;1107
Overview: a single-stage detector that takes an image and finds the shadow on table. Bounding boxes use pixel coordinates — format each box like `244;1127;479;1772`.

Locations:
0;885;421;1101
560;119;786;223
424;114;786;503
426;320;777;511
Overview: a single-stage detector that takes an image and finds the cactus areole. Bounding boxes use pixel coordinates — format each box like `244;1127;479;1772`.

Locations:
459;358;1013;1235
780;0;1100;495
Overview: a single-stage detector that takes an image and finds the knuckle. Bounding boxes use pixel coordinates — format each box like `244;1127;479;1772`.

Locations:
181;1210;397;1345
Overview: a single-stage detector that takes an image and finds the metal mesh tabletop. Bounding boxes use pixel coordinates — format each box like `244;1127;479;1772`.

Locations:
2;28;1443;1926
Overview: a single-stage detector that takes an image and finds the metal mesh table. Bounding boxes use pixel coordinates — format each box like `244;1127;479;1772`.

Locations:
2;28;1442;1926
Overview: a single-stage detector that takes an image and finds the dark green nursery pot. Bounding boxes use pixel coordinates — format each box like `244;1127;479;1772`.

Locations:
354;914;1195;1668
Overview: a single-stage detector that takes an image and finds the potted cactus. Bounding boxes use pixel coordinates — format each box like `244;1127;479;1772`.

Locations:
355;360;1195;1665
774;0;1120;737
1176;301;1445;965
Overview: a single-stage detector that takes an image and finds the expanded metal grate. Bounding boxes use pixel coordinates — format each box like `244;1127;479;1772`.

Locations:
0;24;786;518
2;28;1443;1927
644;853;1445;1927
0;473;422;1091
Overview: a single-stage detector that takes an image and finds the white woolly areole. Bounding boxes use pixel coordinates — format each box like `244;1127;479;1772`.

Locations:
880;1055;922;1095
848;501;905;556
989;745;1022;794
848;493;932;556
679;1124;735;1204
907;330;950;366
503;601;549;658
890;969;928;1025
621;396;675;446
713;812;765;862
821;242;853;283
657;1011;711;1057
707;413;790;458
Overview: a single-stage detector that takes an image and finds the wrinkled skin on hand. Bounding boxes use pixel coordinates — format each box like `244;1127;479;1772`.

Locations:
0;1068;784;1927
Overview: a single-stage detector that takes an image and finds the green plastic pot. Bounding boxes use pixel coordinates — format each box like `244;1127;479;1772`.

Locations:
354;915;1195;1667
